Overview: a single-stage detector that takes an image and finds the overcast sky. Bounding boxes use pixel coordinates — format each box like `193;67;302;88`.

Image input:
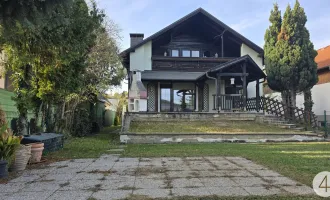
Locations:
97;0;330;93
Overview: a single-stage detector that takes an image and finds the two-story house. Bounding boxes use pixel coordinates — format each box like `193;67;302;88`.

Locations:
121;8;266;113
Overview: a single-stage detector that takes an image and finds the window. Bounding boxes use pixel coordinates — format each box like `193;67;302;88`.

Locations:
171;50;179;57
182;50;191;57
203;51;210;57
191;50;200;57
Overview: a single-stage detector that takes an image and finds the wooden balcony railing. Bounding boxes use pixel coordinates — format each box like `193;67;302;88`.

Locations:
212;94;243;111
152;56;236;71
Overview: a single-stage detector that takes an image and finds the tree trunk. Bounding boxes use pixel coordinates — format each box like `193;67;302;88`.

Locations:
281;91;289;118
304;89;313;125
289;89;296;119
18;112;28;136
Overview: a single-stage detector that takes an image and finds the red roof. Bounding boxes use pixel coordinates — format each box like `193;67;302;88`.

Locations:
316;45;330;69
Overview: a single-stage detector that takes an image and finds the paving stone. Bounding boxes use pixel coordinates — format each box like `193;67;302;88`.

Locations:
263;176;299;186
70;158;96;163
243;186;284;196
199;177;238;187
112;168;136;176
71;172;104;180
232;177;267;187
172;187;211;196
83;164;113;172
118;157;139;163
21;181;61;192
281;185;315;195
23;167;56;175
211;161;242;170
0;182;26;193
136;172;166;179
133;188;171;198
204;156;227;161
101;177;135;190
171;178;204;188
9;174;42;183
59;179;103;191
167;170;198;178
5;191;54;200
92;189;132;200
48;160;71;167
47;190;93;200
223;169;254;177
207;186;249;196
40;173;75;181
249;169;283;177
135;178;166;189
0;192;13;200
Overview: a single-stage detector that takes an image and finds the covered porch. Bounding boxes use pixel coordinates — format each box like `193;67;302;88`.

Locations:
142;55;266;113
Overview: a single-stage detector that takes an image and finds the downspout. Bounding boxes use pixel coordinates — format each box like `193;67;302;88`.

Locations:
206;71;218;111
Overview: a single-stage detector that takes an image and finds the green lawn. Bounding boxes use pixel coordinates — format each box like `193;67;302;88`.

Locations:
44;126;121;160
122;142;330;187
129;121;297;133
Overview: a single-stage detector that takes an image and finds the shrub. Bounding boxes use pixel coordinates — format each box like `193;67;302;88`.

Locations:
71;108;92;137
0;107;6;127
114;115;120;126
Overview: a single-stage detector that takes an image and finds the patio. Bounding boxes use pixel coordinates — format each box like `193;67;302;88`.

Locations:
0;155;315;200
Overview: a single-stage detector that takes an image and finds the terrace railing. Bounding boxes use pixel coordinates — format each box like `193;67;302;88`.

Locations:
247;96;318;128
212;94;318;128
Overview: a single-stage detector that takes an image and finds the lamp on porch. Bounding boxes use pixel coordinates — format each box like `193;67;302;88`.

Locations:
230;78;235;85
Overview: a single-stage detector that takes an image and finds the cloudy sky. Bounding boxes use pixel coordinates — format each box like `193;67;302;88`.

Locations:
97;0;330;92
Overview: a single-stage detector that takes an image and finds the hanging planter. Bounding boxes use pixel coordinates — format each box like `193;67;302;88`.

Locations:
29;142;44;163
10;144;32;172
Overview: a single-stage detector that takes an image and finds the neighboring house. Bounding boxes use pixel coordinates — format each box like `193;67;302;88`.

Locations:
264;45;330;124
120;8;266;113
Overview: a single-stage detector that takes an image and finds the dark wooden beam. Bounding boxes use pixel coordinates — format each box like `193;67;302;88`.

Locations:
256;79;260;112
242;62;247;110
219;73;249;77
216;72;221;112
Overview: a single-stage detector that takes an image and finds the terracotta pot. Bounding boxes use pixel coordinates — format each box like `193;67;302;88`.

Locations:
10;145;32;172
0;160;8;178
30;147;44;163
30;142;44;148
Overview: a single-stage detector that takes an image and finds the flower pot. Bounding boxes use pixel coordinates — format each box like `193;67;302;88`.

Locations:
0;160;8;178
10;144;32;172
30;146;44;163
30;142;44;148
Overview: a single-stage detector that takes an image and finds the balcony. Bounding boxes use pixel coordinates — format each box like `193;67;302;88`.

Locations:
152;56;236;71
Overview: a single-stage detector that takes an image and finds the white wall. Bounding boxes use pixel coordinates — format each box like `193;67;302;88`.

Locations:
129;41;152;71
266;82;330;117
206;79;223;112
240;43;264;98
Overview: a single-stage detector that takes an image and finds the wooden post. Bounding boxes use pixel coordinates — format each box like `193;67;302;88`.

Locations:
242;62;247;111
217;73;221;112
256;79;260;112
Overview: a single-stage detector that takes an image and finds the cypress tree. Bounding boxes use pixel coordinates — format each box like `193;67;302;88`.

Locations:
264;1;318;119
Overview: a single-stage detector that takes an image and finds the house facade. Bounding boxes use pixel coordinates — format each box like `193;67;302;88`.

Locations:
121;8;266;113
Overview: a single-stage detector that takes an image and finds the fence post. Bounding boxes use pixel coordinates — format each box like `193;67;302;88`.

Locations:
324;110;328;138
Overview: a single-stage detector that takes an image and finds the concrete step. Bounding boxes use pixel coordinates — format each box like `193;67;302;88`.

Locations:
279;124;296;129
264;120;288;124
291;127;305;132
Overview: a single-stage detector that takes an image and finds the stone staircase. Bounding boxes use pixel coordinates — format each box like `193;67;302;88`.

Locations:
257;115;306;132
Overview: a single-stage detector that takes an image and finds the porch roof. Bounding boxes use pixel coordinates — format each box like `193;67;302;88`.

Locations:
141;71;205;81
202;55;267;81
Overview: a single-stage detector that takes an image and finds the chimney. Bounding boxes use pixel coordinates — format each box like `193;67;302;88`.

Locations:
130;33;144;47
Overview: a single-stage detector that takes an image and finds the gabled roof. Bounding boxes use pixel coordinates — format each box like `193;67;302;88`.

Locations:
120;8;263;56
316;45;330;70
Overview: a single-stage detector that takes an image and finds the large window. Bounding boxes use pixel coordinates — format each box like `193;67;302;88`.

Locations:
182;50;191;57
171;50;179;57
174;89;195;112
191;50;200;57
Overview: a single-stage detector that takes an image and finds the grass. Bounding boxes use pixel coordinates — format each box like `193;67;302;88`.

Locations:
129;121;296;133
44;126;121;160
122;142;330;186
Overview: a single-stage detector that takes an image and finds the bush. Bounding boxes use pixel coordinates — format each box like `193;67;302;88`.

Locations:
71;108;91;137
0;107;6;127
114;115;120;126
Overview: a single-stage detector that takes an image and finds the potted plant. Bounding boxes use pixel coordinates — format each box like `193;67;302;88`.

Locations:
0;125;22;178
